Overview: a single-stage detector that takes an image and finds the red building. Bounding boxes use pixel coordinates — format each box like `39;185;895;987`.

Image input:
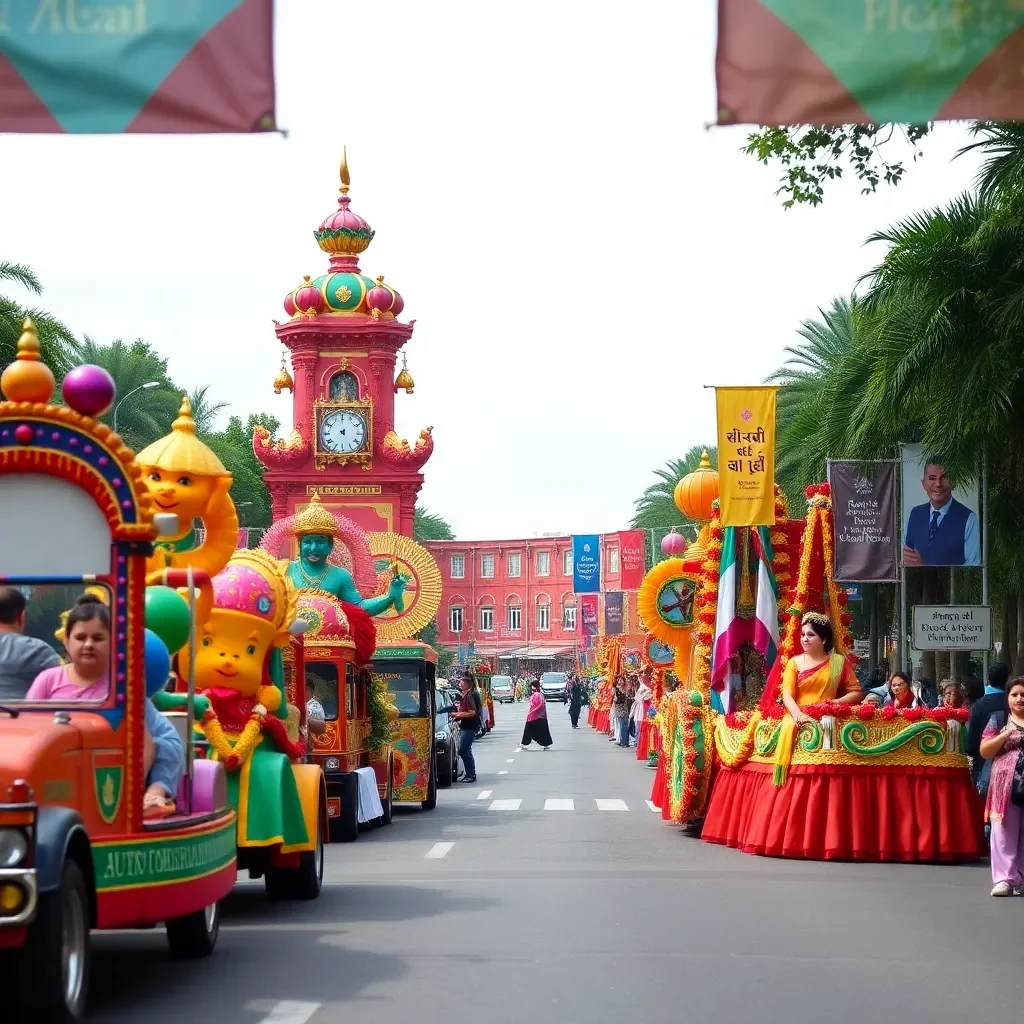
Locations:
423;533;642;671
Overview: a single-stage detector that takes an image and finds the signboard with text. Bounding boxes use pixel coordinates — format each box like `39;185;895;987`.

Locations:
912;605;991;651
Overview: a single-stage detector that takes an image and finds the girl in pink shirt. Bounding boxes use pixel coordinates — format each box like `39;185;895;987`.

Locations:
521;681;553;749
26;595;110;702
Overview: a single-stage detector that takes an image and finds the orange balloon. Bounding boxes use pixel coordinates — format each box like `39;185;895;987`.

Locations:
674;451;719;522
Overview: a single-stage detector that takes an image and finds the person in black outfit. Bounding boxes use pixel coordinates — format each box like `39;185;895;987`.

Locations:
967;661;1011;786
567;675;583;729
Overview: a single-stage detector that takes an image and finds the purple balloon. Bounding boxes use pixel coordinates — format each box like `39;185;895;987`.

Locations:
62;364;116;417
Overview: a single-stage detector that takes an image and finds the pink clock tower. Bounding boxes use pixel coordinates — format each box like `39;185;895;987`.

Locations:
254;152;432;538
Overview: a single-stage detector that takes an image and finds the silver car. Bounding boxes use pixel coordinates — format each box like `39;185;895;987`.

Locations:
540;671;568;702
491;675;514;703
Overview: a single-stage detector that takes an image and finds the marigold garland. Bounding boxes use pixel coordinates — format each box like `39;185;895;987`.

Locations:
202;709;264;770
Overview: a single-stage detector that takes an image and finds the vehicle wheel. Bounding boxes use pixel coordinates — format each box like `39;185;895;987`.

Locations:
438;750;453;788
267;804;324;901
166;901;220;959
421;766;437;811
15;858;90;1022
380;772;393;826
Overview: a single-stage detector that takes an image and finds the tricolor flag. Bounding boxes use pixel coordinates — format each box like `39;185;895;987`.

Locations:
711;527;740;711
752;526;780;673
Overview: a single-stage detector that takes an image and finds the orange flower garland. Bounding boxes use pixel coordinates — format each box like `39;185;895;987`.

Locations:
202;709;264;771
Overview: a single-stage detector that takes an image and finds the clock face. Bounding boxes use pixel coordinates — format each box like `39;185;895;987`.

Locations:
320;410;367;454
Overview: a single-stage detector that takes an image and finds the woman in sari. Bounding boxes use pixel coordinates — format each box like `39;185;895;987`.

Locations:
775;611;862;785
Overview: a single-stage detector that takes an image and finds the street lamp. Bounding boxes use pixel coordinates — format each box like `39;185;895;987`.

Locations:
112;381;160;434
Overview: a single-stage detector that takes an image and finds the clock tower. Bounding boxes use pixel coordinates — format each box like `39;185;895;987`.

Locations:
254;151;433;537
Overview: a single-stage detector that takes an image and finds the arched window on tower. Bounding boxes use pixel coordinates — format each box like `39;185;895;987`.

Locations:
329;370;359;402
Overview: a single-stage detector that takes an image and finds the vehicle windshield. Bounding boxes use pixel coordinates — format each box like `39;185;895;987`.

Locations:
492;676;512;687
541;673;566;686
1;581;115;707
371;661;423;716
306;662;340;721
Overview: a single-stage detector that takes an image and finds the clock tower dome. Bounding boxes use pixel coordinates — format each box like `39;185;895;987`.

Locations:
254;151;433;538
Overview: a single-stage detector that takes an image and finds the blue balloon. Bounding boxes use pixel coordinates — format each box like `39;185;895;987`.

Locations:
143;628;172;698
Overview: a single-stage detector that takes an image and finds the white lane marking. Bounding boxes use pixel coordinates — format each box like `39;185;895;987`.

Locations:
506;758;515;763
498;770;508;775
425;842;455;859
646;800;659;812
544;798;574;810
255;1001;322;1024
489;799;522;810
476;789;493;800
596;798;629;811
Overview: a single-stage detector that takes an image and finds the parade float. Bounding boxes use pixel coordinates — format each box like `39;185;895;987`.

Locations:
0;323;238;1021
642;467;983;861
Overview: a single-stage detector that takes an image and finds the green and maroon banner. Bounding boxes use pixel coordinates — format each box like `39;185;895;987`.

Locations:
717;0;1024;124
0;1;275;134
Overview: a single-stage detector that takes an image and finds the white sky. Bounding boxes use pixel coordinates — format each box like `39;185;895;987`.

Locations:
2;1;983;539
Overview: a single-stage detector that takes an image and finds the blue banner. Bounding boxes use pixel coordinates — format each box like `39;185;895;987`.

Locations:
572;535;601;594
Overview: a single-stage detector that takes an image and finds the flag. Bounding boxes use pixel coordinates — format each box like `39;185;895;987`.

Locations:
604;592;624;636
711;527;742;711
828;460;899;581
0;1;276;134
617;530;646;590
715;386;777;527
752;527;780;673
715;0;1024;126
572;535;601;594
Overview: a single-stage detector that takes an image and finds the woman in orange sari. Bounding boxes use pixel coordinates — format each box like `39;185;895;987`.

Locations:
775;612;862;785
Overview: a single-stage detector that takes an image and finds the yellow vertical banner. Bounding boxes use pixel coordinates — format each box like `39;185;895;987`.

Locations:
715;386;777;526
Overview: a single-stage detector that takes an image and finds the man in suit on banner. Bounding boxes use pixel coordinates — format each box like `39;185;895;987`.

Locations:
903;461;980;567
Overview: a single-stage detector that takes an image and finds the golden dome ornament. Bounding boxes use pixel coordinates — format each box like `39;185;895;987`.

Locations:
273;351;294;395
393;353;415;395
293;492;339;538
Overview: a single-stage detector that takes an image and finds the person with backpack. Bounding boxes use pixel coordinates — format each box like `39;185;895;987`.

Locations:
978;678;1024;896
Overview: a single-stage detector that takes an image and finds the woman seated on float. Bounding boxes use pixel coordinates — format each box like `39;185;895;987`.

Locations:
775;611;862;785
26;594;184;818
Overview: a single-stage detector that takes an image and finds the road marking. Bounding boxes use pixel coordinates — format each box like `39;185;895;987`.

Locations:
425;842;455;859
489;799;522;810
255;1001;322;1024
498;770;508;775
476;789;493;800
544;798;574;810
506;758;515;763
596;799;629;811
514;747;522;752
646;800;659;812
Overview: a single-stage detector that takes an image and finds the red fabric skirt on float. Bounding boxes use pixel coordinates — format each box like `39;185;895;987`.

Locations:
701;761;983;862
587;706;596;727
636;718;653;761
593;709;610;733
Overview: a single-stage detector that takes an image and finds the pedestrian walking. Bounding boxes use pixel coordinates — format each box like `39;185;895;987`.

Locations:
521;680;553;749
611;673;633;746
978;677;1024;896
451;672;481;783
568;675;583;729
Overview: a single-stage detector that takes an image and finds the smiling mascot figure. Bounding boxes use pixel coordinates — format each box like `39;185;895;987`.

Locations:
186;548;309;849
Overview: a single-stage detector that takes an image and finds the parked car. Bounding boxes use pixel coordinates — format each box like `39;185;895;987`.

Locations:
540;671;568;702
434;685;460;787
491;675;515;703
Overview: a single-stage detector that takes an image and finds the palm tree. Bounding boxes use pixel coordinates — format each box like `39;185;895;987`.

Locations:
414;508;455;541
188;386;230;436
0;261;78;373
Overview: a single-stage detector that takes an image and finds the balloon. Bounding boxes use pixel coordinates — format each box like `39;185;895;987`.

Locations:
144;586;192;653
143;629;172;698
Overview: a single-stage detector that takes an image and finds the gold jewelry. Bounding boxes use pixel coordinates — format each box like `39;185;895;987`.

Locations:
297;561;331;589
801;610;830;627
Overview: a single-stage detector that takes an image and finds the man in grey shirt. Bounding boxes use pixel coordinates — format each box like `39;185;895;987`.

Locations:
0;587;61;701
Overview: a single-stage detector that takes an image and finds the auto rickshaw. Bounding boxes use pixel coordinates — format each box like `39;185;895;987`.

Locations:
368;640;439;810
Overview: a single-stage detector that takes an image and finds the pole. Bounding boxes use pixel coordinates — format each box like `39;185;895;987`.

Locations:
982;447;990;678
899;566;907;673
112;381;158;434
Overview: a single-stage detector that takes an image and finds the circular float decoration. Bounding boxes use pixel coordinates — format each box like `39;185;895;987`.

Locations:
644;634;674;667
367;532;443;640
637;558;699;646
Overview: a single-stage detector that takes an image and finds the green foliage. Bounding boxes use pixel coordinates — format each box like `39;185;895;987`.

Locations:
204;413;280;530
743;124;933;208
1;260;78;374
413;507;455;541
366;679;394;755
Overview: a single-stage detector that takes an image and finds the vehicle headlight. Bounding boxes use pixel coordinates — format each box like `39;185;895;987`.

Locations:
323;757;340;771
0;829;28;868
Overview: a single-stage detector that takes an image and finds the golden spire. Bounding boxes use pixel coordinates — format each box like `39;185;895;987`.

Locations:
16;318;42;361
339;146;351;195
1;317;55;403
699;450;712;470
293;492;338;538
136;395;229;477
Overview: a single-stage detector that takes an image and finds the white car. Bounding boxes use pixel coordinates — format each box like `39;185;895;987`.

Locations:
491;676;514;703
540;671;568;702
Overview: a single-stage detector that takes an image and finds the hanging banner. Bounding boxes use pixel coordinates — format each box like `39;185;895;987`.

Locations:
572;535;601;594
579;594;598;645
618;530;646;590
715;387;777;527
0;1;276;134
604;592;624;636
715;0;1024;126
828;460;899;582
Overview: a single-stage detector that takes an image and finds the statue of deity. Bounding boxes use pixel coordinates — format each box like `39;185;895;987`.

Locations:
286;493;408;615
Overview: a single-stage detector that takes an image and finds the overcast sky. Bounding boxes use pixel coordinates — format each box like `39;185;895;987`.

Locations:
2;1;983;539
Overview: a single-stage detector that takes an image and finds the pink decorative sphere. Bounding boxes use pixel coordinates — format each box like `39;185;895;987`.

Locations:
62;364;116;417
661;530;686;557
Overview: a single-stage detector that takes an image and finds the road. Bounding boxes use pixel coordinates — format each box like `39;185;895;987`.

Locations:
88;700;1018;1024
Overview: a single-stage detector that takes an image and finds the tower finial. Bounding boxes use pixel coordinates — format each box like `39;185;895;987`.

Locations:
339;146;351;195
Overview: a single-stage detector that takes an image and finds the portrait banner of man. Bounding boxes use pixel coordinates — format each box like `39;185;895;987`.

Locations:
900;445;981;568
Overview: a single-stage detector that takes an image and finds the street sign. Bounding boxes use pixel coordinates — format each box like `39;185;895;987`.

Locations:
853;640;870;657
912;605;991;652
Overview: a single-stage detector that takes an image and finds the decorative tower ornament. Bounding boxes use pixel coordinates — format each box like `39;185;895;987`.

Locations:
394;353;415;395
273;351;295;395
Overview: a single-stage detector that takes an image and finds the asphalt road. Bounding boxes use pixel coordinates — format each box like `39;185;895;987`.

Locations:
87;700;1019;1024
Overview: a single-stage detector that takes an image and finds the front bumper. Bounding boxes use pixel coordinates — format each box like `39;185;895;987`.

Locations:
0;867;38;928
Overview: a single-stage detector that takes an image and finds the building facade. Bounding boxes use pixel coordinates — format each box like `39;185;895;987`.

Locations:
423;533;641;670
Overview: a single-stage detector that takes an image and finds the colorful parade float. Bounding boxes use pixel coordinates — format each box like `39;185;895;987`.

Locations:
0;324;239;1020
639;456;982;861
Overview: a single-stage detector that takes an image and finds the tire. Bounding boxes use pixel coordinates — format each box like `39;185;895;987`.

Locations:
15;858;90;1022
421;765;437;811
380;771;393;826
266;802;325;901
166;902;220;959
437;750;452;788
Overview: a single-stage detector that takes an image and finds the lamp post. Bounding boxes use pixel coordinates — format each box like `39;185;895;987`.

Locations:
112;381;160;434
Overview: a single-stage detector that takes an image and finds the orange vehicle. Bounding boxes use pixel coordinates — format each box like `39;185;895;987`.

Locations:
295;592;395;841
0;324;237;1020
